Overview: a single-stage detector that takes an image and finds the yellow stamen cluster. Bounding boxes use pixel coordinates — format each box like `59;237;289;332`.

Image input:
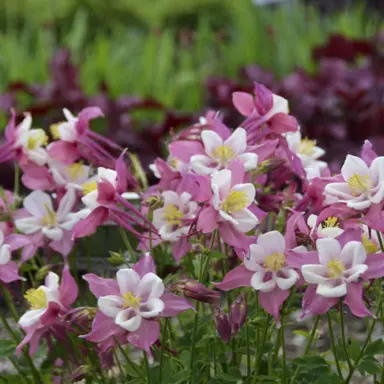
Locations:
348;174;372;196
222;191;248;214
122;292;142;309
168;158;179;169
41;204;56;226
24;288;47;310
50;122;64;140
362;235;378;254
66;163;84;180
298;138;316;156
163;204;183;226
263;252;286;272
327;260;345;279
321;216;339;228
27;129;49;150
212;145;236;165
82;181;98;196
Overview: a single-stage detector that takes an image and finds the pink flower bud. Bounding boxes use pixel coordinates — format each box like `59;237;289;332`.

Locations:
214;309;231;344
229;294;247;334
172;279;221;306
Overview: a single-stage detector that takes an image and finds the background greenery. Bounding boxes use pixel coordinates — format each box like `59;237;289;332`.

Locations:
0;0;382;112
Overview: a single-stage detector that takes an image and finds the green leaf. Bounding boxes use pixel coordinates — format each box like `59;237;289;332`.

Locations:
0;339;16;357
170;369;191;384
349;339;360;361
294;355;328;368
214;373;240;382
358;357;381;375
365;339;384;356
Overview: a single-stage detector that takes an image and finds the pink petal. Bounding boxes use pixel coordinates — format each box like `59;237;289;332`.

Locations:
97;181;116;205
172;237;190;263
132;254;156;278
47;141;80;165
17;327;46;357
362;253;384;280
50;231;73;258
82;311;123;343
40;302;61;326
72;206;108;239
197;206;219;234
215;264;253;291
344;282;372;317
361;140;377;166
59;266;78;308
169;140;204;163
259;288;290;323
253;83;273;115
227;160;245;186
0;261;22;283
301;285;338;317
83;273;120;298
160;292;194;317
285;250;319;269
127;319;160;353
219;222;249;252
232;92;255;116
77;107;104;135
269;114;298;134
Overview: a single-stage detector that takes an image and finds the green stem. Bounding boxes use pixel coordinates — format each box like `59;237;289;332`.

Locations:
112;349;125;379
253;315;272;384
281;315;287;384
119;227;136;262
143;350;151;384
159;318;169;384
113;337;144;379
9;357;32;384
246;321;251;378
1;285;19;321
339;299;352;370
190;301;201;381
327;312;344;380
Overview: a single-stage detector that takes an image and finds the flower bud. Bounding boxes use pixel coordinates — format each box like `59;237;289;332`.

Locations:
172;279;221;306
229;294;247;334
107;251;125;266
252;159;285;176
35;265;51;281
143;195;164;210
214;309;231;344
70;365;90;382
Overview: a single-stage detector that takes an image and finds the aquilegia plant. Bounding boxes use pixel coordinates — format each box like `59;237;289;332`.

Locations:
0;85;384;383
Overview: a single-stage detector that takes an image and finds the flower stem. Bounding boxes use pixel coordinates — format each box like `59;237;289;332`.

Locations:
113;337;143;379
119;227;136;262
339;299;352;370
190;301;200;381
1;285;19;322
112;349;125;379
280;314;287;384
159;318;169;384
143;350;151;384
327;312;344;380
246;321;251;378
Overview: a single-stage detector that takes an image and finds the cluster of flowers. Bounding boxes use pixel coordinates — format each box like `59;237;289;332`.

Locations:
1;82;384;376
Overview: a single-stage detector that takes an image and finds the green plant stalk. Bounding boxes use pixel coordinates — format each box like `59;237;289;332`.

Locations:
113;337;144;379
290;315;320;384
119;227;136;263
246;321;251;378
327;312;344;380
1;285;19;321
112;349;125;380
339;299;352;370
253;315;272;383
159;318;169;384
143;350;151;384
8;356;32;384
281;314;287;384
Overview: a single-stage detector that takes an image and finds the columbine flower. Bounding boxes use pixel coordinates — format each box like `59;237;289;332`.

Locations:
211;169;257;233
153;191;197;242
0;230;22;283
324;154;384;210
190;127;258;175
285;130;326;177
216;231;300;321
307;214;344;239
0;112;48;165
302;238;368;298
83;254;192;353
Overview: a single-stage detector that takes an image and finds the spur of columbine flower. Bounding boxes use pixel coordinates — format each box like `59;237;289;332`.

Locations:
48;107;121;167
72;152;152;239
11;189;83;259
324;154;384;210
0;230;23;283
17;267;78;356
188;127;258;175
152;191;198;262
299;231;384;317
198;161;260;250
216;230;305;322
82;254;193;353
0;111;49;165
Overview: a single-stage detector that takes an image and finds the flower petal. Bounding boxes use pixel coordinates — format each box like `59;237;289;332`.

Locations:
98;295;124;318
245;244;266;270
339;241;366;267
115;308;142;331
317;238;341;266
257;231;286;256
18;309;47;328
276;268;299;290
0;244;11;265
301;264;329;284
211;169;231;198
140;298;165;318
116;269;140;295
190;154;215;175
237;152;258;171
316;281;347;298
231;183;255;206
344;264;368;283
23;190;53;218
341;155;369;181
251;271;276;292
224;127;246;154
231;209;258;233
201;130;223;155
137;273;164;300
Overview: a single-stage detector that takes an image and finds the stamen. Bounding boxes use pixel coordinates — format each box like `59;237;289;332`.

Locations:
348;174;372;196
82;181;98;195
66;163;84;180
41;204;56;226
211;145;236;165
327;260;345;279
27;129;49;150
263;252;285;272
50;122;64;140
321;216;339;228
24;288;47;310
298;138;316;156
163;204;183;226
122;292;142;309
362;234;378;254
222;191;248;213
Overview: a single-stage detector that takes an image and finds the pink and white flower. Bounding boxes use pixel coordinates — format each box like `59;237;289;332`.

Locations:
0;230;23;283
190;127;258;175
324;155;384;210
307;214;344;239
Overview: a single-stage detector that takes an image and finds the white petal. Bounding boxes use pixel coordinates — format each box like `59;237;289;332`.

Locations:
23;190;53;218
149;163;160;179
0;230;4;247
201;130;223;155
317;238;341;266
115;309;142;332
63;108;76;121
347;199;371;211
246;244;266;270
15;217;42;234
324;182;354;200
190;154;215;175
0;244;11;265
344;264;368;283
224;127;246;154
251;271;276;292
301;264;329;284
137;273;164;299
370;183;384;205
218;209;239;226
18;309;47;328
81;190;99;209
45;272;59;290
231;209;258;233
97;167;117;186
370;157;384;185
57;188;76;220
139;298;165;318
231;183;255;206
307;214;318;230
341;155;369;182
98;295;124;318
121;192;140;200
320;227;344;239
161;191;179;206
58;122;77;142
257;231;286;256
116;269;140;295
316;281;347;298
276;268;299;290
340;241;366;267
27;148;48;165
237;153;258;171
42;227;63;241
211;169;231;198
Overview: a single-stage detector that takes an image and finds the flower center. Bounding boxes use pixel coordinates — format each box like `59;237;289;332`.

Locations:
362;234;378;254
348;174;372;196
122;292;142;309
82;181;98;195
327;260;345;279
211;145;236;165
222;191;249;214
66;163;84;180
50;122;64;140
263;252;285;272
24;288;47;310
321;216;339;228
298;138;316;156
27;129;49;150
168;158;179;169
163;204;183;225
41;204;56;227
